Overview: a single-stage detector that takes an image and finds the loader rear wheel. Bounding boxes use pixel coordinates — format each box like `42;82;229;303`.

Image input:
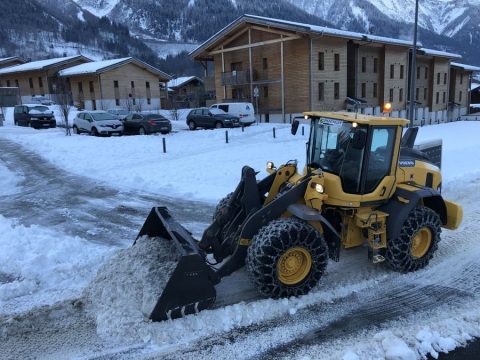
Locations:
385;206;441;272
246;217;328;298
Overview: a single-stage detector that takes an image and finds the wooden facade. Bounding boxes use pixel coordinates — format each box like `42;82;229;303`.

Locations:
192;15;479;122
0;56;91;103
59;58;171;111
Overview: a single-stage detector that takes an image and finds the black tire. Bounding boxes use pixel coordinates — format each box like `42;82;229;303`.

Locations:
246;217;328;298
138;127;147;135
73;126;79;134
385;206;441;273
91;127;98;136
215;121;223;129
188;120;196;130
212;192;233;221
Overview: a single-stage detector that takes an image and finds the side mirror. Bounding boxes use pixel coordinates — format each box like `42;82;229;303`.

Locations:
352;130;367;149
291;119;299;135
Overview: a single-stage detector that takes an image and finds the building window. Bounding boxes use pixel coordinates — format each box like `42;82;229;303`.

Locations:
263;86;268;98
115;98;120;106
38;77;43;88
400;65;404;79
436;92;439;104
390;64;395;79
443;91;446;103
373;58;378;73
131;81;135;88
146;81;150;89
460;73;463;84
78;82;83;93
6;80;10;87
133;98;136;105
417;66;420;79
373;83;377;98
361;82;366;98
114;80;119;88
29;78;34;89
361;57;366;72
437;73;440;84
399;88;404;102
389;88;394;102
425;67;428;79
147;98;151;105
318;83;324;101
334;54;340;71
318;52;324;71
262;57;268;70
444;73;447;85
416;88;419;101
92;99;97;110
334;82;339;99
459;91;462;102
89;81;94;93
0;80;2;87
424;88;427;100
15;79;19;87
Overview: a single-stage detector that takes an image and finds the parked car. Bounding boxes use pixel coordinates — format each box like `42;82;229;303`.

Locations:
186;108;240;130
107;108;130;120
123;113;172;135
72;111;123;136
209;102;255;125
13;104;56;129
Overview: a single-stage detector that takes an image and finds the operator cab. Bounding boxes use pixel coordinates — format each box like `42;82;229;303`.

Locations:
300;112;408;196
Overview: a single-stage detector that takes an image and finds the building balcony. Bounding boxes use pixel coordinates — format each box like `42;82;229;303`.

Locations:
221;70;250;86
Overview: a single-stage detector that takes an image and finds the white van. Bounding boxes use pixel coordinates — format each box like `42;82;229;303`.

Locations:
209;102;255;125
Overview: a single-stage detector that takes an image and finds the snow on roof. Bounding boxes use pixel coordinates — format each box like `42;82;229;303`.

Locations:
471;83;480;91
0;55;88;75
167;76;202;88
191;14;419;58
0;56;25;64
58;57;172;80
451;62;480;72
58;58;132;76
419;48;462;59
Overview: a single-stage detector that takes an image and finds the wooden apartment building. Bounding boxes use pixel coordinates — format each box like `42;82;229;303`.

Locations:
58;57;171;111
0;55;91;103
191;15;479;123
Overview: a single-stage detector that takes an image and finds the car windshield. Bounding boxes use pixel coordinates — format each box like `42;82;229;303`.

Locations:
210;108;226;115
308;117;367;187
115;110;129;115
91;112;117;121
29;106;49;112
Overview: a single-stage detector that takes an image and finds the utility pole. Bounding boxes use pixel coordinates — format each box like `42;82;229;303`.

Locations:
408;0;420;126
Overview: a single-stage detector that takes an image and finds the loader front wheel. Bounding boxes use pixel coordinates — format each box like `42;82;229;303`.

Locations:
212;192;233;221
385;206;441;272
246;217;328;298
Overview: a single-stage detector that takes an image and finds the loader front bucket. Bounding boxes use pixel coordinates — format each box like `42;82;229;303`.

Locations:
135;207;220;321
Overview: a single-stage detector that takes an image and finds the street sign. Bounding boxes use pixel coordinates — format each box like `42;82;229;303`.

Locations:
253;86;259;98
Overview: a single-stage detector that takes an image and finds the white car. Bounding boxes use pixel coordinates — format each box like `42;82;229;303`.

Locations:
73;111;124;136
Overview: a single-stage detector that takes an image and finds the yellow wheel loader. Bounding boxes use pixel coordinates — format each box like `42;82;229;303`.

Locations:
136;112;463;321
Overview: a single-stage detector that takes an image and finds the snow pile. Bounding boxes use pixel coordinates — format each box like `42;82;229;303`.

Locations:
0;215;113;315
84;236;179;340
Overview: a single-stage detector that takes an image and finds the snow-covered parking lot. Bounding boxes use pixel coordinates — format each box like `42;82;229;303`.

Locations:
0;111;480;359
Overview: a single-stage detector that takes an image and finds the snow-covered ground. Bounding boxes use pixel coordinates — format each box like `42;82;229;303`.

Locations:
0;112;479;359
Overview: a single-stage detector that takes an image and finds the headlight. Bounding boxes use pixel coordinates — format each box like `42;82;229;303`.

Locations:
315;183;324;193
267;161;275;170
30;117;37;121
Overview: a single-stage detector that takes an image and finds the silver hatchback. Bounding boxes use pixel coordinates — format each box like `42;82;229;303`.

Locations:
73;111;124;136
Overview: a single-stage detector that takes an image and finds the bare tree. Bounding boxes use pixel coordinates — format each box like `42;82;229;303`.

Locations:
135;97;146;112
53;91;73;135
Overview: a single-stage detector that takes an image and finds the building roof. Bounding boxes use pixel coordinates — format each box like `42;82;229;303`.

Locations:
451;62;480;72
58;57;172;80
471;83;480;91
0;56;26;65
419;48;462;59
191;14;462;62
0;55;90;75
191;14;421;60
167;76;203;89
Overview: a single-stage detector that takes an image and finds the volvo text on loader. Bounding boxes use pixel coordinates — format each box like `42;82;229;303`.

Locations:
136;111;463;321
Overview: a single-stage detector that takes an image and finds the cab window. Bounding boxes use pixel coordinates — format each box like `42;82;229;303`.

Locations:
364;127;396;193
